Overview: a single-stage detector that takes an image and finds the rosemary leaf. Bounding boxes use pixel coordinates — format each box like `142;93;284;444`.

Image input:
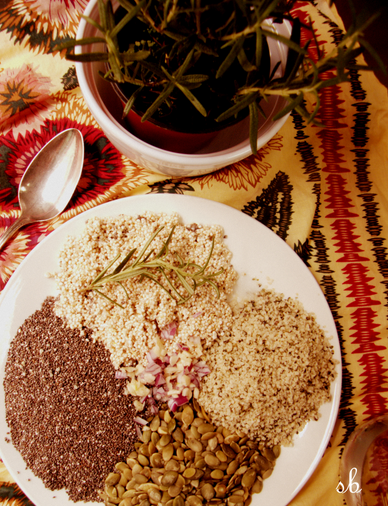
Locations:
249;101;259;155
92;252;121;285
141;82;175;122
94;289;125;309
83;226;222;307
217;35;246;79
175;82;207;117
272;92;304;121
216;91;258;122
66;52;109;62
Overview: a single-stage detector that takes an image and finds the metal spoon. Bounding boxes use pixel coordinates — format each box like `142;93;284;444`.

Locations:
0;128;84;251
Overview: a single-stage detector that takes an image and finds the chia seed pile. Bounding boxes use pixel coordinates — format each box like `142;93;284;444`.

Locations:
3;297;152;502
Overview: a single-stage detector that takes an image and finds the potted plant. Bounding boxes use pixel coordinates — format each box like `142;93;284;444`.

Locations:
60;0;383;158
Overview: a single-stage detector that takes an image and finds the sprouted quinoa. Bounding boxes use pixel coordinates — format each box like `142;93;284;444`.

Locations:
4;211;336;503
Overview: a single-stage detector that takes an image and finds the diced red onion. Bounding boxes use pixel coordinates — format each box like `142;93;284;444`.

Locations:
133;416;148;425
135;424;143;439
167;394;188;412
190;376;200;388
150;403;159;414
146;349;158;363
191;335;201;345
115;370;128;379
193;361;211;378
155;373;166;387
161;322;178;340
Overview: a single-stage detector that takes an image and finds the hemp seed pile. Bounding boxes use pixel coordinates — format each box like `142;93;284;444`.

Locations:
199;289;336;446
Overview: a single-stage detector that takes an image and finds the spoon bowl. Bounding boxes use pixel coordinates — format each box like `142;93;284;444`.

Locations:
0;129;84;251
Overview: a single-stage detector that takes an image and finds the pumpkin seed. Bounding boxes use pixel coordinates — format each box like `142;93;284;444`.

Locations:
183;467;197;479
162;444;174;462
181;406;194;426
132;463;143;475
106;473;121;486
207;436;219;452
241;469;257;489
150;452;164;468
168;484;183;497
102;401;278;506
138;455;150;467
261;468;273;480
216;450;228;463
158;434;172;447
186;495;202;506
168;418;177;434
161;471;179;487
201;483;215;501
204;454;220;468
198;423;214;434
173;496;184;506
175;447;185;460
150;416;160;432
262;448;276;461
187;438;202;453
165;459;181;472
134;474;149;484
151;432;160;446
119;498;133;506
210;469;224;480
142;429;152;444
172;427;184;443
214;483;227;498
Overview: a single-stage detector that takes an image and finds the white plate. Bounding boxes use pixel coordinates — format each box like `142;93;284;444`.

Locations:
0;194;342;506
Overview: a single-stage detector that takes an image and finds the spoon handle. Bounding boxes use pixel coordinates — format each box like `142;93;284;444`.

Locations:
0;216;32;252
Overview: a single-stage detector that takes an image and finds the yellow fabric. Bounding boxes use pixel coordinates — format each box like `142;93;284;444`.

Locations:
1;0;388;505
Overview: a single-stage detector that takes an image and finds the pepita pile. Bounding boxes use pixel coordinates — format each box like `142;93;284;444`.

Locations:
99;400;279;506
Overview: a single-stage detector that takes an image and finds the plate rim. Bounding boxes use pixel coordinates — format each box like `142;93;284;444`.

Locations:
0;194;342;506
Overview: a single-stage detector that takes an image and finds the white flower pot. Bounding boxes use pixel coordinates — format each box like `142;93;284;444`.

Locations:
75;0;291;177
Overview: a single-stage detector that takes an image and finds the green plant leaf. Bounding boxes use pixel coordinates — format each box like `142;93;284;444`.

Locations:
179;74;209;84
257;0;284;24
238;48;257;72
216;35;246;79
80;13;104;33
175;83;207;117
283;17;302;81
272;92;304;121
122;50;151;62
358;37;387;75
216;91;258;122
97;0;108;31
112;248;137;274
249;102;259;155
261;27;306;55
65;52;109;62
55;36;106;51
294;103;325;127
255;24;263;69
113;0;147;37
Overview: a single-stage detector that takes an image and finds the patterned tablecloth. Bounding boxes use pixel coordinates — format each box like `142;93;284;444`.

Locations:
1;0;388;505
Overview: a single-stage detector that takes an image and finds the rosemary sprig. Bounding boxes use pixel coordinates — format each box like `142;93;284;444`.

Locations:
83;225;223;308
